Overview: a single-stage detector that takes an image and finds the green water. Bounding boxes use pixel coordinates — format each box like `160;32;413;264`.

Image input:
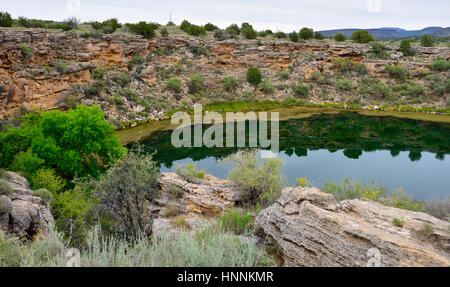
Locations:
123;110;450;200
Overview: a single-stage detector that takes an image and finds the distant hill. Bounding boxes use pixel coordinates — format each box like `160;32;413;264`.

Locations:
319;27;450;40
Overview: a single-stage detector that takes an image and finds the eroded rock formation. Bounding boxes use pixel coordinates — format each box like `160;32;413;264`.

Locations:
0;171;53;238
254;186;450;266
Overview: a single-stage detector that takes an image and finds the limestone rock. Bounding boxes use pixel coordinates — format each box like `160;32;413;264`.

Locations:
0;172;54;238
254;186;450;267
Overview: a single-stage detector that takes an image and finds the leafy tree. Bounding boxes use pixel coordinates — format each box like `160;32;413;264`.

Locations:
299;28;314;40
246;67;262;88
0;106;126;179
314;32;325;40
420;34;435;47
289;31;299;42
400;40;414;56
370;42;389;59
225;24;240;35
180;20;191;32
241;25;257;39
204;23;218;31
95;149;160;237
334;33;346;41
98;18;121;34
274;31;286;39
351;30;374;43
127;21;156;39
0;11;13;27
186;24;206;36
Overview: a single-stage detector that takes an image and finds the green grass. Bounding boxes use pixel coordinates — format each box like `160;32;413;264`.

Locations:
0;226;276;267
218;209;255;235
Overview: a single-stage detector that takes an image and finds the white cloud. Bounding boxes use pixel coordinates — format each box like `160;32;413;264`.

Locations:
66;0;81;14
366;0;382;13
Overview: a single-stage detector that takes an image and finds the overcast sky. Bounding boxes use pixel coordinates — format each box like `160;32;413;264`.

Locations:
1;0;449;31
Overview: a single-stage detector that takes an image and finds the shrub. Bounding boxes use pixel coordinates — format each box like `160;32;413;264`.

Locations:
246;67;262;87
274;31;286;39
293;85;309;98
225;24;240;35
332;58;356;72
278;70;290;80
165;183;184;199
222;76;239;92
20;45;33;61
384;65;408;80
188;73;205;94
446;96;450;108
400;40;414;56
392;218;405;227
296;177;311;187
129;53;146;68
33;188;53;205
370;42;390;59
430;57;450;72
159;27;169;37
115;72;131;87
356;63;367;75
420;34;435;47
187;25;206;37
351;30;374;43
289;32;299;42
384;189;425;212
127;22;156;39
0;196;12;214
92;18;121;34
161;205;181;217
0;179;13;196
241;26;257;39
175;163;205;182
166;78;183;93
204;23;218;31
258;80;275;94
337;79;354;91
180;20;191;32
84;81;104;98
92;67;107;80
218;209;254;235
424;196;450;221
417;223;434;238
95;149;159;237
10;150;44;175
188;45;209;56
299;28;314;40
226;151;285;207
334;33;346;41
0;11;13;27
322;178;386;202
30;169;66;195
55;59;68;74
314;32;325;40
214;29;231;40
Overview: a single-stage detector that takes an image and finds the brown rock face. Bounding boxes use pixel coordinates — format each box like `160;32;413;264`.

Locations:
1;29;449;123
0;172;53;239
254;186;450;267
151;172;240;233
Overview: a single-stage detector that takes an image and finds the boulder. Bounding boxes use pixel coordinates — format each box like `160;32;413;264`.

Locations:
0;172;53;238
254;186;450;267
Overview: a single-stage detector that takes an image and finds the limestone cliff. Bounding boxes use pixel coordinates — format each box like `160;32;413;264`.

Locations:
1;29;449;123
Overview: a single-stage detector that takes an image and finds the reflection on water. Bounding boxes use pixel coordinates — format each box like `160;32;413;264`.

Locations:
129;112;450;200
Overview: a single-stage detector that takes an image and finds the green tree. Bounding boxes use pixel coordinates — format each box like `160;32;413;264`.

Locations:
299;28;314;40
225;24;241;36
314;32;325;40
334;33;346;41
420;34;435;47
289;31;299;42
204;23;217;31
180;20;191;32
0;11;13;27
351;30;374;43
241;25;257;39
400;39;414;56
246;67;262;88
187;25;206;36
126;22;156;39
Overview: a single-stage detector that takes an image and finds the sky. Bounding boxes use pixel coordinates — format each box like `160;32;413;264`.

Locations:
1;0;449;31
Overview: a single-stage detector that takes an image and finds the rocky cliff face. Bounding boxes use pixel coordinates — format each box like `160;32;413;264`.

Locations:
0;171;53;239
1;29;449;123
254;186;450;267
